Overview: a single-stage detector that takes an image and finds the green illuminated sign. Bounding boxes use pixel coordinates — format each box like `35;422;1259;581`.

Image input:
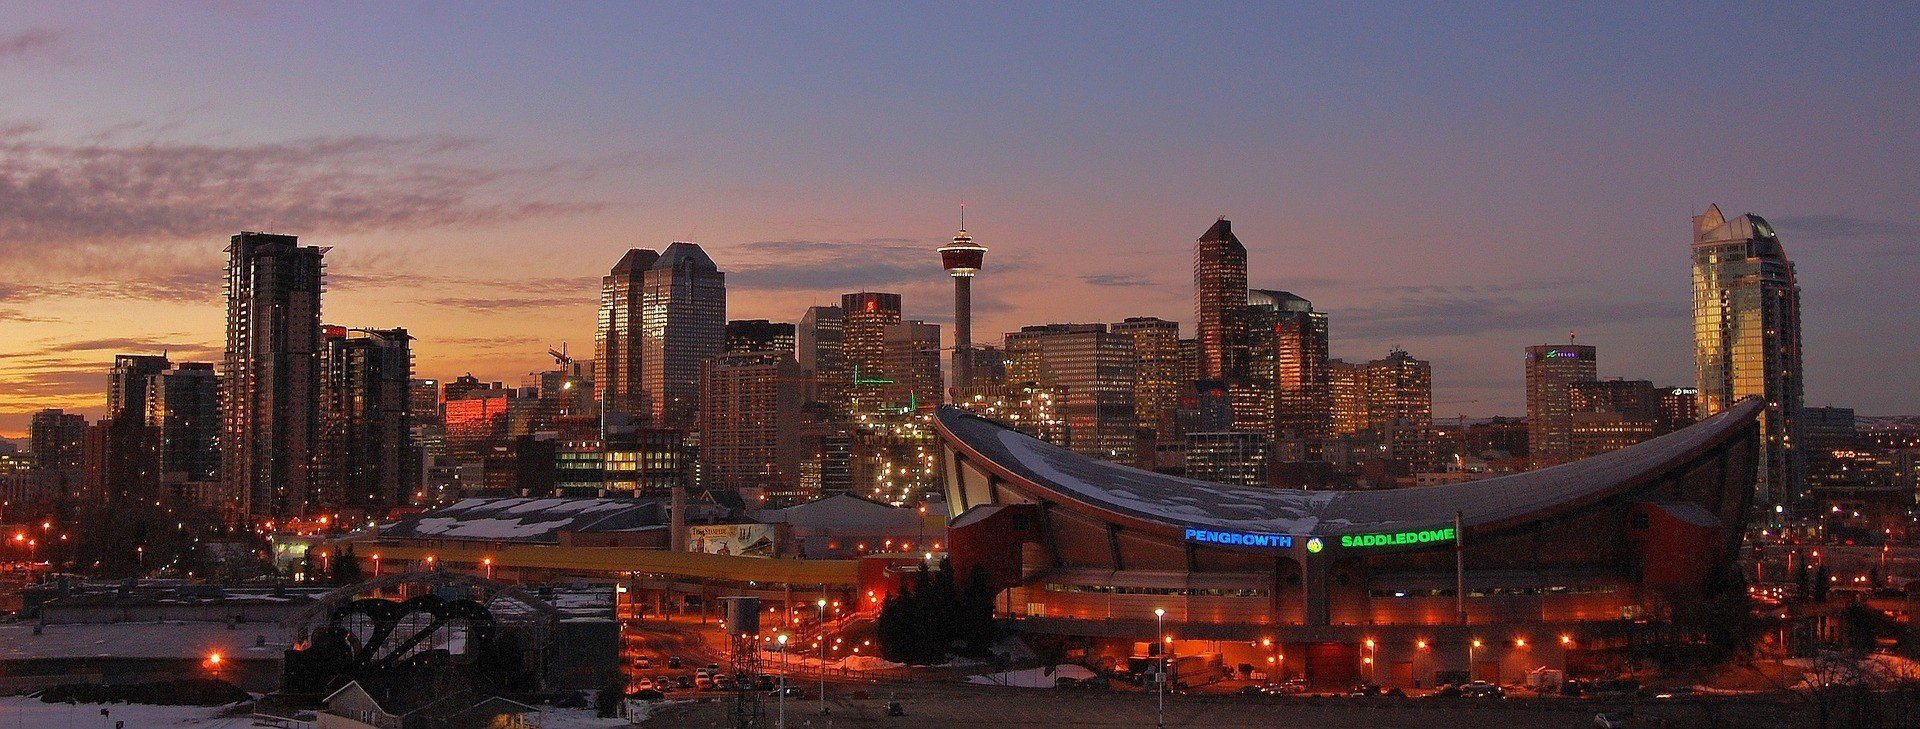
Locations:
1339;527;1456;549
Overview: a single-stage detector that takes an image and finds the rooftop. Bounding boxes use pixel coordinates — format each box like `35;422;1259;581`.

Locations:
936;398;1762;537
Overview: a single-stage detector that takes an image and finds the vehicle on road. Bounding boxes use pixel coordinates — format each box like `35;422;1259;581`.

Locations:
885;701;906;716
667;656;683;669
770;686;803;697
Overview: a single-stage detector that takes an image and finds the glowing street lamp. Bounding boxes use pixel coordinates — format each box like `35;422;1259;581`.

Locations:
775;634;789;729
1154;607;1167;728
817;597;829;715
483;556;494;580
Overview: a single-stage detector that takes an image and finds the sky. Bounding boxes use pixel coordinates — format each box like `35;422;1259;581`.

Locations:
1;2;1917;438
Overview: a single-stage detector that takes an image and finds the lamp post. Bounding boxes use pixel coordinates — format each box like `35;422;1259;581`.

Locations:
817;597;829;715
1154;607;1166;728
483;556;493;580
776;634;788;729
1469;638;1482;682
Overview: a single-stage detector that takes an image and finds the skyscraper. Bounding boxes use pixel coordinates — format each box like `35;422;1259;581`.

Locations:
726;319;796;357
1111;317;1182;439
642;242;727;429
797;305;845;406
108;354;171;422
1327;359;1368;437
1005;323;1137;462
698;352;805;496
319;326;414;508
28;409;86;472
223;232;325;517
1194;218;1248;381
1365;348;1434;471
1692;204;1805;522
1247;290;1331;456
597;248;659;425
1524;344;1597;470
883;320;943;409
150;362;221;483
840;292;902;412
939;207;987;394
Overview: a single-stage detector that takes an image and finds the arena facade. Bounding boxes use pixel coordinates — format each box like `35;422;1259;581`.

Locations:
936;398;1764;688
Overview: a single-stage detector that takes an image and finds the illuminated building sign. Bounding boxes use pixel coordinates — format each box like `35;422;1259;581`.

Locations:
1339;527;1456;549
1183;528;1293;549
1543;349;1582;359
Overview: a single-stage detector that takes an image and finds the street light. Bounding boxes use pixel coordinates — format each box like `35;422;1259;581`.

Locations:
817;597;829;715
1364;638;1376;683
483;556;494;580
1154;607;1166;728
776;634;788;729
1469;638;1482;682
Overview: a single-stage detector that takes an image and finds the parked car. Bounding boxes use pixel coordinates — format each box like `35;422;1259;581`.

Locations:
715;675;736;690
755;674;777;691
633;656;652;669
633;677;655;691
770;686;803;698
675;676;693;690
1461;681;1505;699
1055;677;1081;689
629;689;664;702
695;675;715;690
1280;679;1309;694
885;701;906;716
1233;685;1267;696
666;656;683;669
1349;682;1382;697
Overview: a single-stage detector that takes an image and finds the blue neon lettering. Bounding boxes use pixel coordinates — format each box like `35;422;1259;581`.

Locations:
1182;528;1293;549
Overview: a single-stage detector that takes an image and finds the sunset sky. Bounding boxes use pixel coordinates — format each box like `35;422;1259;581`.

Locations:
2;3;1917;438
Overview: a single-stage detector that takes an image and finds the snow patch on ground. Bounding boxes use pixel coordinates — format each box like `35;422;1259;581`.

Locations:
841;655;905;671
990;634;1037;661
965;664;1095;688
0;697;633;728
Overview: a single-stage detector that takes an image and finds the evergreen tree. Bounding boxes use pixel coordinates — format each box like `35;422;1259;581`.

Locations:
912;558;959;662
1814;564;1832;602
956;564;998;658
333;545;364;585
875;591;915;664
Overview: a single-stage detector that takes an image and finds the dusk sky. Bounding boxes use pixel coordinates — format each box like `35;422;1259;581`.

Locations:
2;3;1917;438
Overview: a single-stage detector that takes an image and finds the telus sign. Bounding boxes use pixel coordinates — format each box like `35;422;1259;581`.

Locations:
1183;528;1293;549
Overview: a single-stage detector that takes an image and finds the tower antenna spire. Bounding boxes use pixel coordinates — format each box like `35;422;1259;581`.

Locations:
960;202;966;231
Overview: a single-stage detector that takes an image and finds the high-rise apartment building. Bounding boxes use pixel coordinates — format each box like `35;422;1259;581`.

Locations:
1185;431;1268;488
840;292;903;412
319;326;414;508
222;232;325;517
797;305;846;407
1111;317;1182;438
882;320;943;409
1525;344;1598;470
29;409;87;471
726;319;796;357
108;355;171;422
1692;204;1805;522
150;363;221;483
698;352;806;495
1194;218;1248;381
1247;290;1331;455
1005;324;1137;462
642;242;727;429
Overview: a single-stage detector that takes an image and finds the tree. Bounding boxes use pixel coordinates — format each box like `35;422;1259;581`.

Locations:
874;591;915;664
911;558;959;662
956;565;998;658
333;545;364;585
1814;565;1832;603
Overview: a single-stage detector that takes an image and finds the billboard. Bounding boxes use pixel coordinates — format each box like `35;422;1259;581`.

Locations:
688;524;778;557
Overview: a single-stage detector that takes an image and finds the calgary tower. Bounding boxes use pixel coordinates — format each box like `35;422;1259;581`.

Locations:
938;205;987;395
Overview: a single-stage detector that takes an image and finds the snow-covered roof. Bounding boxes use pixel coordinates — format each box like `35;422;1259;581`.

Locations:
935;398;1762;537
381;497;667;543
760;493;927;531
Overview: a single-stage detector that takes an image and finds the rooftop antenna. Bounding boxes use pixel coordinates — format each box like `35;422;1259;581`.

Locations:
960;202;966;231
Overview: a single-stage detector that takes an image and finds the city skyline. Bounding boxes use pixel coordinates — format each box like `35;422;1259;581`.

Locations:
4;4;1919;438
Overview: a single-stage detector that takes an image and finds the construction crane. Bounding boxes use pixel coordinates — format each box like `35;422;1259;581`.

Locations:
549;343;572;366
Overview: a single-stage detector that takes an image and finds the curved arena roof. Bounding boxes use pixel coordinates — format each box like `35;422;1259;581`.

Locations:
934;398;1763;538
